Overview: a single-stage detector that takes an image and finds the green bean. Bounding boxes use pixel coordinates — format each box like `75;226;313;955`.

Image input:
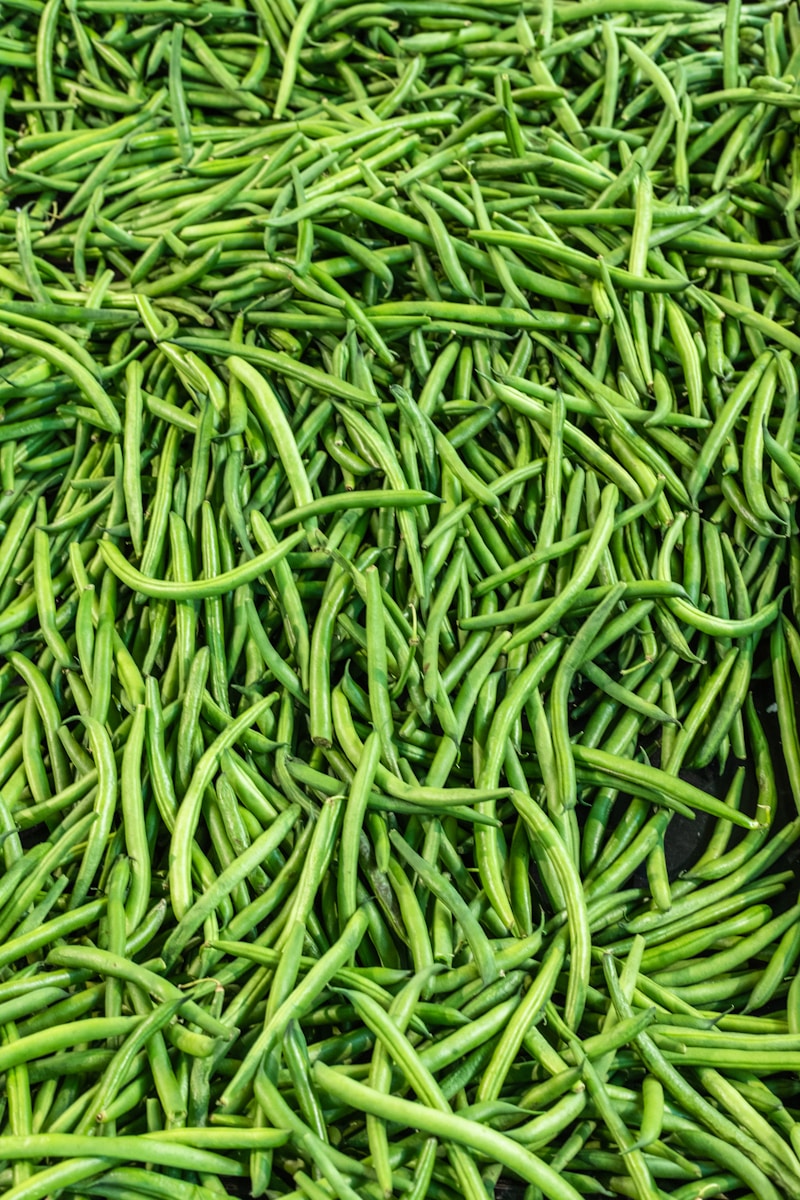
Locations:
218;905;370;1112
47;944;233;1041
332;406;426;598
549;582;628;813
347;987;489;1200
0;325;121;434
771;618;800;814
60;717;114;909
690;350;777;511
314;1061;584;1200
632;824;800;944
0;493;35;595
228;356;315;519
582;660;677;728
309;568;355;749
746;917;800;1014
249;514;311;695
698;1067;800;1181
621;37;682;122
20;691;50;809
764;423;800;496
271;488;439;531
165;804;301;969
337;731;382;934
652;902;800;988
503;484;619;651
657;514;785;640
3;1016;33;1186
1;7;799;1185
389;830;498;984
100;529;305;600
169;695;274;919
604;956;793;1196
6;651;69;793
578;739;761;828
0;1156;112;1200
74;997;186;1135
0;1132;245;1175
273;0;321;119
284;1019;328;1154
32;522;72;670
362;563;402;775
636;903;773;975
0;892;102;976
476;938;564;1104
278;795;342;946
244;596;305;705
470;637;564;927
119;704;149;935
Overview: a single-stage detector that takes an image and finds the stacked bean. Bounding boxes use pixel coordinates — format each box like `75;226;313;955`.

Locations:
1;0;800;1197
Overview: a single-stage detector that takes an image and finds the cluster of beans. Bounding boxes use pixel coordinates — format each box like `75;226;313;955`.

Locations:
1;0;800;1197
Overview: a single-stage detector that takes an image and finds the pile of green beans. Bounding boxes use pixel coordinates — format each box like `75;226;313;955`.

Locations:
2;0;800;1196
